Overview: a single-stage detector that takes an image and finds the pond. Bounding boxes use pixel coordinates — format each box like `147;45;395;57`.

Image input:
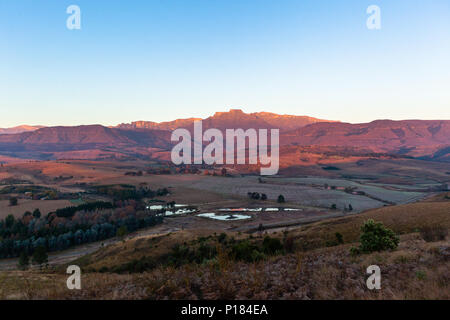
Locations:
217;208;302;212
147;204;189;210
218;208;262;212
197;213;252;221
163;208;197;216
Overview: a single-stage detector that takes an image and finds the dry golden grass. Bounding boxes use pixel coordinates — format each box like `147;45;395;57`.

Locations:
1;235;447;300
288;196;450;248
73;229;247;271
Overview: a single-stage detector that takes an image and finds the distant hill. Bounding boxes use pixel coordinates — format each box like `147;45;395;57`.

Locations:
0;125;44;135
0;125;129;145
281;120;450;157
0;125;171;158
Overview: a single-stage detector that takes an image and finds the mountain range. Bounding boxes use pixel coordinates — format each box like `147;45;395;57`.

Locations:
117;109;332;132
0;109;449;164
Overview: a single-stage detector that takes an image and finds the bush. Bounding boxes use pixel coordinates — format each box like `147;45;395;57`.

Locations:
416;270;426;280
230;240;259;262
9;197;18;206
350;246;360;257
217;233;227;243
17;251;29;270
420;226;448;242
116;226;128;238
250;250;265;262
262;236;283;255
32;246;48;266
326;232;344;247
357;219;399;253
32;208;41;219
277;195;285;203
335;232;344;244
283;236;295;253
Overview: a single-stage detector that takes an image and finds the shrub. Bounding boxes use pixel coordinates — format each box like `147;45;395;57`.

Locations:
32;246;48;266
116;225;129;238
230;240;259;262
335;232;344;244
5;214;15;228
17;251;30;270
283;236;295;253
350;246;360;257
196;243;216;263
99;266;109;273
32;208;41;219
326;232;345;247
168;244;192;267
358;219;399;253
420;225;448;242
250;250;265;262
277;195;285;203
416;270;426;280
262;236;283;255
9;197;18;206
217;233;227;243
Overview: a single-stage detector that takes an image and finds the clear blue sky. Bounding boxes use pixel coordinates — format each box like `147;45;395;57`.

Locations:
1;0;449;127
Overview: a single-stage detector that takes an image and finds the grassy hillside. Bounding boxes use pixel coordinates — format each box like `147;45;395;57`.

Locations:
0;194;448;300
287;193;450;250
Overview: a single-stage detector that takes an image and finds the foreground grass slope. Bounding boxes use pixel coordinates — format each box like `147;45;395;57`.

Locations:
0;194;448;300
287;192;450;250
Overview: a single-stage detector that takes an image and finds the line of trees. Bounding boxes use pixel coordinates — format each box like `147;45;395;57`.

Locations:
0;201;163;259
247;192;268;200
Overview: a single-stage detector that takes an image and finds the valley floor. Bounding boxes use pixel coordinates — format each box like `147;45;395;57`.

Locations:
0;159;448;299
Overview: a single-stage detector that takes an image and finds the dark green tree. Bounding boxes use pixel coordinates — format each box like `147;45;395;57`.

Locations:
17;251;30;270
262;236;283;255
257;223;265;232
335;232;344;244
32;208;41;219
9;197;18;206
277;195;285;203
5;214;15;228
116;225;128;239
32;246;48;267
